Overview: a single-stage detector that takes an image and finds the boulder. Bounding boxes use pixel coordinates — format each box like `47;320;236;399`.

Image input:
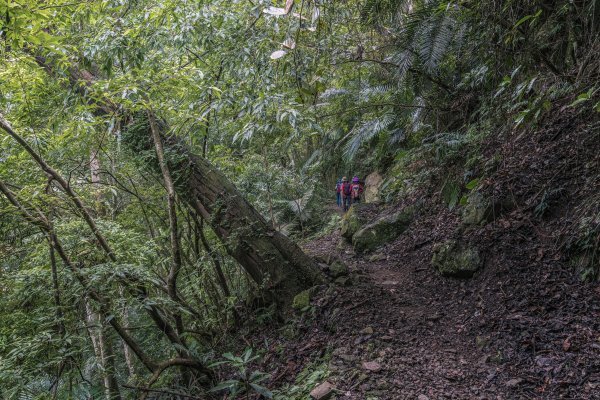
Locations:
315;253;341;266
364;172;383;203
431;240;482;278
329;260;349;278
340;203;371;239
462;191;492;225
292;289;311;310
361;326;374;335
461;192;515;226
476;336;490;349
352;208;414;253
505;378;524;388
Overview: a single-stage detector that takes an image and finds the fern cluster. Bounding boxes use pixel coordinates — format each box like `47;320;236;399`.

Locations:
324;0;599;166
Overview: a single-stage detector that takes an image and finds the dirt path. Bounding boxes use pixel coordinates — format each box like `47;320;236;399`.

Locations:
259;208;600;400
301;232;493;399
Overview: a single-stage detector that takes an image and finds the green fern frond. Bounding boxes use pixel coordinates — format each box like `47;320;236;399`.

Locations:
425;14;455;72
319;88;350;100
344;113;395;159
358;84;395;102
360;0;410;25
396;2;439;42
388;128;406;144
410;97;426;132
387;50;414;81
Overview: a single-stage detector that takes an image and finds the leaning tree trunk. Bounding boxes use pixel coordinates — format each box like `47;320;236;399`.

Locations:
186;149;322;299
123;117;322;301
29;55;322;303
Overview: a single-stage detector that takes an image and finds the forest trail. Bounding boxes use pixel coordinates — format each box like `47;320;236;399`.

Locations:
253;204;600;400
300;230;494;399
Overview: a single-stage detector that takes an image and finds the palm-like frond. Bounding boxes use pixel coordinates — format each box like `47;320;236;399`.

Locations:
387;50;414;81
319;88;350;101
425;14;455;73
360;0;410;25
358;84;395;102
410;96;426;132
388;128;406;144
344;113;395;159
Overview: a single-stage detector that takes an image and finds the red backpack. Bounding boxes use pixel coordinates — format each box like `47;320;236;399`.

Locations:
342;183;352;196
351;183;361;199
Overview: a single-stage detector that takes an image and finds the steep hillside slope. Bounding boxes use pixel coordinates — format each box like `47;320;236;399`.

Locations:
246;107;600;399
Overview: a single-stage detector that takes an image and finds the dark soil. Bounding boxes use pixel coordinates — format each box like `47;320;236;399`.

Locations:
245;109;600;399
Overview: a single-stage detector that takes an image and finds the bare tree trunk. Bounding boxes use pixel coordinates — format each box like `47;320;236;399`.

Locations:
190;213;231;300
88;151;122;400
85;300;101;358
85;301;122;400
118;287;136;377
49;244;65;336
146;108;186;336
97;324;121;399
262;149;277;230
90;151;103;210
185;150;321;300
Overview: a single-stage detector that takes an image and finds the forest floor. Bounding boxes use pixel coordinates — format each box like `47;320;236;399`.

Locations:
247;210;600;399
245;110;600;400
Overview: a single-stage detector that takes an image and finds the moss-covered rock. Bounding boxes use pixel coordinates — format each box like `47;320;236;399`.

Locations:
334;276;350;286
462;191;515;226
462;191;492;225
292;289;311;310
340;203;371;239
329;260;349;278
431;240;481;278
369;253;387;262
315;253;341;266
352;208;414;253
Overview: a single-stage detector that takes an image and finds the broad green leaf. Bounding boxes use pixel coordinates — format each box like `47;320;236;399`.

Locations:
513;14;532;29
569;90;592;107
465;179;480;190
209;380;241;392
250;383;273;398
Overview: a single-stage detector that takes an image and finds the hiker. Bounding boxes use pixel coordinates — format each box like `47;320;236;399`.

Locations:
335;178;343;207
341;176;352;211
351;176;363;204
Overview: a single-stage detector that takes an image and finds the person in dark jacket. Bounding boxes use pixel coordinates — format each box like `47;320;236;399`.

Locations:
341;176;352;211
335;178;342;207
